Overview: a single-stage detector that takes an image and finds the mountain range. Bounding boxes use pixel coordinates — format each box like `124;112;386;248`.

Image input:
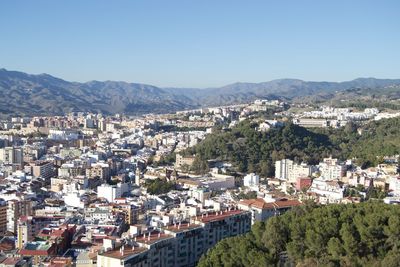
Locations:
1;68;400;117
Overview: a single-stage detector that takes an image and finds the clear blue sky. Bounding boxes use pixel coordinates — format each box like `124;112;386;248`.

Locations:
0;0;399;87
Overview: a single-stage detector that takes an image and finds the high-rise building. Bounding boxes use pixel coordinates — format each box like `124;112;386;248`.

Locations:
7;200;33;233
318;157;345;180
275;159;293;180
26;161;54;179
275;159;312;183
243;173;260;187
98;118;107;132
0;200;7;235
97;209;251;267
0;146;24;165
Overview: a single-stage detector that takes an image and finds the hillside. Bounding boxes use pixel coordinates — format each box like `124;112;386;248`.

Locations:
0;69;195;117
184;117;400;175
183;120;334;176
294;85;400;110
1;68;400;117
167;78;400;106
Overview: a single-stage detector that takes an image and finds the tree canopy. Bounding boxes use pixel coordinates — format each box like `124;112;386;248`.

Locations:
198;202;400;267
144;178;175;195
184;117;400;176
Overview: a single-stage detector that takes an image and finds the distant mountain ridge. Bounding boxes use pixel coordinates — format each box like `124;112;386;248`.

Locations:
0;68;195;117
1;68;400;117
165;77;400;106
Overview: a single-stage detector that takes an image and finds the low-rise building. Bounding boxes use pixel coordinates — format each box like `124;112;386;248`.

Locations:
238;198;302;224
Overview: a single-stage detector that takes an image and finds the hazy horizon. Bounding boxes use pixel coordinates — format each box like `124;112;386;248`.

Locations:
2;67;399;89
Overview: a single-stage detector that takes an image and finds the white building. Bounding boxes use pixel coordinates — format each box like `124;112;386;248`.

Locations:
243;173;260;188
188;188;211;204
318;157;345;180
308;178;344;204
63;192;85;209
275;159;312;183
48;129;79;140
389;177;400;196
97;183;130;203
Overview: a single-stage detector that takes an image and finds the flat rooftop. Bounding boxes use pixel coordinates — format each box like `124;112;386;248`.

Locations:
193;209;247;223
24;242;52;251
163;222;202;233
135;230;173;245
100;245;147;259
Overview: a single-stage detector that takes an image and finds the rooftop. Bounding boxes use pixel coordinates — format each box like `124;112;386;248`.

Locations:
20;241;54;256
23;241;52;251
163;222;202;233
239;198;302;210
193;209;247;223
99;245;147;259
1;257;23;265
135;230;173;245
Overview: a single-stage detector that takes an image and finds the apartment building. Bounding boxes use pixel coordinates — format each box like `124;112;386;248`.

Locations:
308;178;345;204
7;200;33;233
0;146;24;165
86;163;110;181
0;200;7;235
238;198;302;224
27;161;54;179
112;203;139;225
243;173;260;187
318;157;345;180
275;159;312;183
97;183;131;203
292;118;329;128
175;154;196;169
97;209;251;267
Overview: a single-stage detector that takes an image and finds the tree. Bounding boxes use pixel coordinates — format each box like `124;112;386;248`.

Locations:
198;202;400;266
144;179;175;195
190;157;209;175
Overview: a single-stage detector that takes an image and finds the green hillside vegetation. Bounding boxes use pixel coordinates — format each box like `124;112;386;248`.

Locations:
183;120;334;176
314;118;400;168
198;202;400;267
295;86;400;110
184;117;400;175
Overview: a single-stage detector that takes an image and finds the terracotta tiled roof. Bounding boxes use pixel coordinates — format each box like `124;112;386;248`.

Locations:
1;257;22;265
